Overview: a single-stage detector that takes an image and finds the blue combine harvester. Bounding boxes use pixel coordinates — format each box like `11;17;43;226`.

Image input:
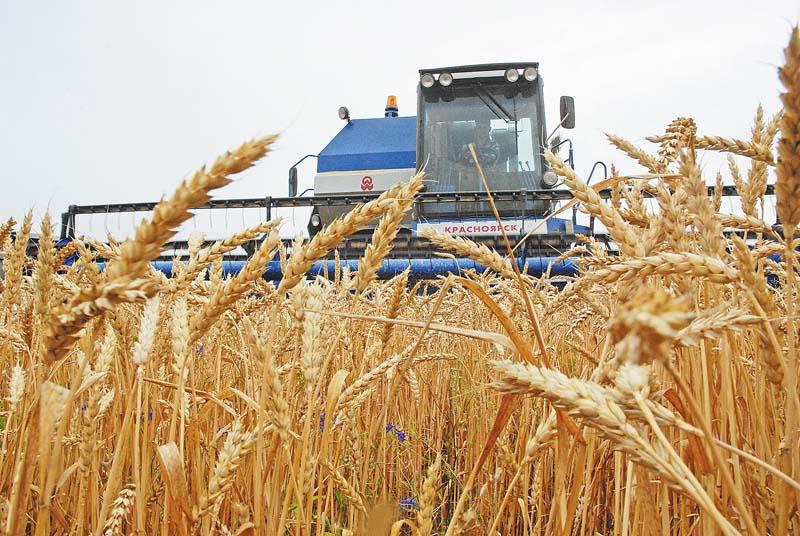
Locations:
60;63;619;280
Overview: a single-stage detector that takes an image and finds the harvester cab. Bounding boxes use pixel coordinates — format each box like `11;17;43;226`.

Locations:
299;63;589;257
416;63;567;221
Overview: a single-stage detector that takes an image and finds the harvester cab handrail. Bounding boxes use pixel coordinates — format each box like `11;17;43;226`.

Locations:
579;161;609;231
288;154;317;197
550;138;574;168
586;161;608;186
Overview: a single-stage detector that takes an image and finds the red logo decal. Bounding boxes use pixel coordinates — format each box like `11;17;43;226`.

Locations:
361;176;374;191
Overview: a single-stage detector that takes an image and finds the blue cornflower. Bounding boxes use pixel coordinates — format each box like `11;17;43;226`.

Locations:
386;423;407;442
399;496;417;512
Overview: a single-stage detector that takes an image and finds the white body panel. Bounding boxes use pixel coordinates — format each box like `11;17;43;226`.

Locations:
416;219;571;237
314;168;417;194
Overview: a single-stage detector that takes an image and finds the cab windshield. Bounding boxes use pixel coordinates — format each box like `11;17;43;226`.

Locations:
419;81;544;198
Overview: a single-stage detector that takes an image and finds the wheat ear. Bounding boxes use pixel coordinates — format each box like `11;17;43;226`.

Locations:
106;136;276;284
1;211;32;312
189;227;281;346
32;214;57;333
53;239;81;268
242;317;292;440
679;149;723;257
730;236;785;384
607;133;667;173
546;150;639;256
719;213;775;235
170;220;279;293
0;218;15;251
194;420;273;523
102;484;136;536
277;180;410;294
694;135;774;164
419;228;519;280
776;26;800;228
582;252;738;285
323;460;367;514
42;136;277;363
417;453;442;536
354;172;424;293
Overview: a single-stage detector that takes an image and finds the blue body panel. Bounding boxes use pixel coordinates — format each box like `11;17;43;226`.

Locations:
317;117;417;172
82;253;788;285
146;257;580;281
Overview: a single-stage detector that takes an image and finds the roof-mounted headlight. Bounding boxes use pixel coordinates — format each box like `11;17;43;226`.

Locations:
504;68;520;82
420;73;435;88
439;72;453;86
523;66;538;81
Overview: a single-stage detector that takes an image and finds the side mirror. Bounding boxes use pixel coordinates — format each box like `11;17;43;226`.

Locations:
288;167;298;197
559;96;575;129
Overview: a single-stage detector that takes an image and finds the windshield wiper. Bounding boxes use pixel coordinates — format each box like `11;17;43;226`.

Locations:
472;90;504;122
474;83;513;123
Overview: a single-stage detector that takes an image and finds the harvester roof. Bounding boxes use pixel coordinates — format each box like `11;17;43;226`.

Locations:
317;116;416;173
418;62;539;75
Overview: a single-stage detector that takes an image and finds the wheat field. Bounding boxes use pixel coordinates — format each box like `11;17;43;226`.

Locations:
0;25;799;536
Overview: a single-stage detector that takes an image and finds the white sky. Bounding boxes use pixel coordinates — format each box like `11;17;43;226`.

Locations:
1;0;798;240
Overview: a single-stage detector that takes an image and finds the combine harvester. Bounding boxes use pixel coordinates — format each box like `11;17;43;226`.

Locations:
58;63;763;281
61;63;605;280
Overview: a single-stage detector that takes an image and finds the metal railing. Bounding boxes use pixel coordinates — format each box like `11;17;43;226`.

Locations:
60;184;774;240
59;189;568;240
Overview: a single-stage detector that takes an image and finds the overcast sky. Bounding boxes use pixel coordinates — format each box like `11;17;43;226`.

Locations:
1;0;798;240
